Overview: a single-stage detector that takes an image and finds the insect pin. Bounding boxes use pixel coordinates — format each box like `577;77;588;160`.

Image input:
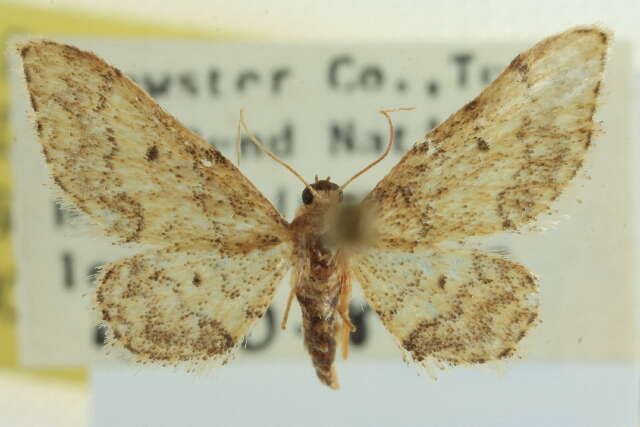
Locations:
18;26;609;389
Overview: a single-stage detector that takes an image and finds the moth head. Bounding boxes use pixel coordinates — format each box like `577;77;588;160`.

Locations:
301;177;343;206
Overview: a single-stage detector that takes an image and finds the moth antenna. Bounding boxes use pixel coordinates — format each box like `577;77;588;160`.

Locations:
235;114;242;167
238;109;319;197
340;107;415;191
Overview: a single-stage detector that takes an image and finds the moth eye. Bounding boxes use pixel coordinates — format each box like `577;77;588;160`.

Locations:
302;187;313;205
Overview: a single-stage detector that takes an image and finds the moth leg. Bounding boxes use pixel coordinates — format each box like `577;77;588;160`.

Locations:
280;286;296;330
337;272;355;359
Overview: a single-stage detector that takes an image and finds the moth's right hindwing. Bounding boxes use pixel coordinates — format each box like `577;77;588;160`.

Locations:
352;247;539;367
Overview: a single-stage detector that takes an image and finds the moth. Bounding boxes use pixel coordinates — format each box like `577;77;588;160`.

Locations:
17;26;608;389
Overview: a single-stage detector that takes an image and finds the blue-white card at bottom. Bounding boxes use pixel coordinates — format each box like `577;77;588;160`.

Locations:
91;361;638;427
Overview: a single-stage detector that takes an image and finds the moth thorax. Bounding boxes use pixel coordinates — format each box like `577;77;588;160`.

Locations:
321;201;373;251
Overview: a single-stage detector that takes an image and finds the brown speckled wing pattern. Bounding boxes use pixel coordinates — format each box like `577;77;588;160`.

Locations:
19;40;293;366
356;27;608;368
18;27;609;375
353;248;538;366
96;243;291;365
20;40;288;250
366;28;609;250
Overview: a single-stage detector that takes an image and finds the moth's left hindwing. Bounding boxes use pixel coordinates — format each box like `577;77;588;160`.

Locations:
97;244;292;364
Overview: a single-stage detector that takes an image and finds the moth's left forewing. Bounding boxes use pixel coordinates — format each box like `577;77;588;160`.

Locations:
365;27;610;249
18;40;290;250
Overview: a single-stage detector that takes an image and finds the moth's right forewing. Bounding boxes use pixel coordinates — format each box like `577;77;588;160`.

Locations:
365;27;609;249
96;243;292;365
19;41;289;250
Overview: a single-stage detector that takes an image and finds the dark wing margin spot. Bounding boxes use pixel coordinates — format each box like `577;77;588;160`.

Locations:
438;274;447;289
192;272;202;286
475;137;490;151
29;93;38;111
145;145;159;161
20;45;31;58
502;219;515;230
